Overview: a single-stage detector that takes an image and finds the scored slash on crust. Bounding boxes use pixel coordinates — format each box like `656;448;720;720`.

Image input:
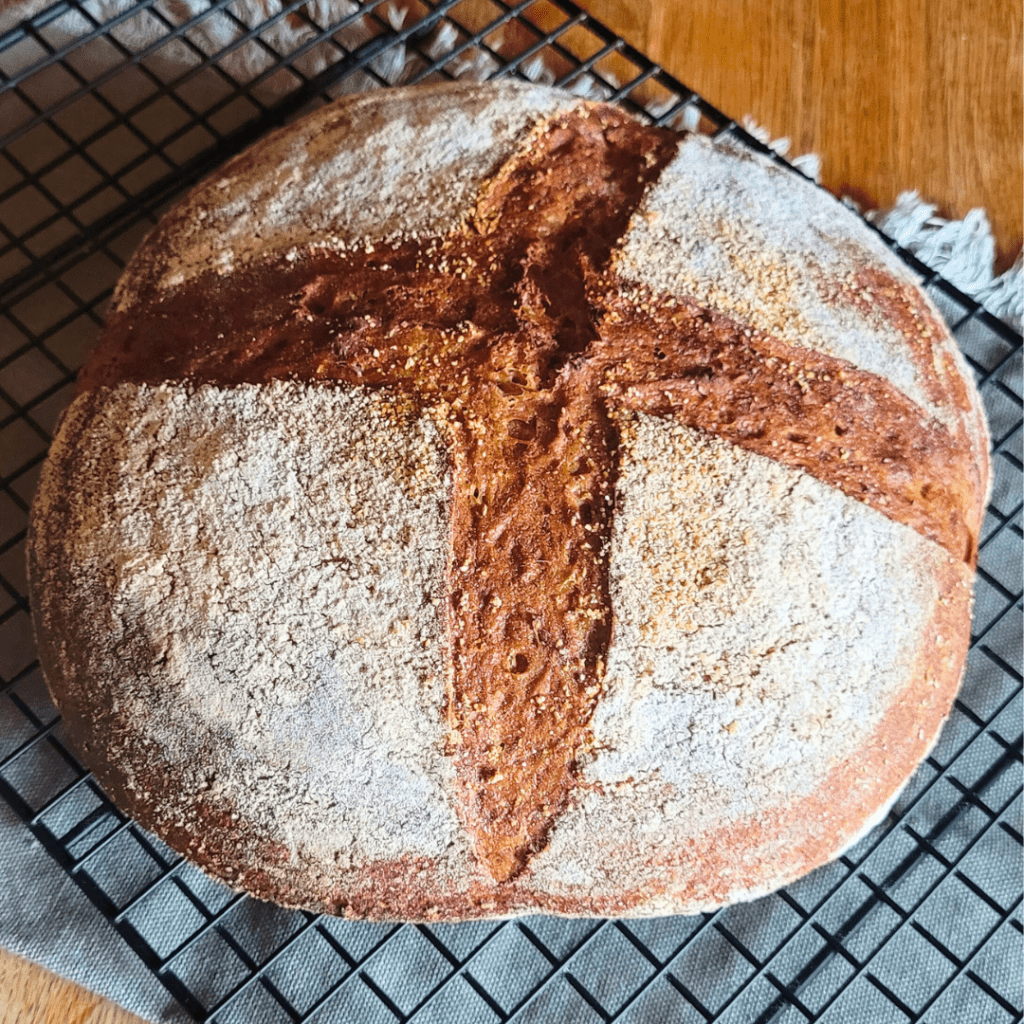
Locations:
73;96;984;889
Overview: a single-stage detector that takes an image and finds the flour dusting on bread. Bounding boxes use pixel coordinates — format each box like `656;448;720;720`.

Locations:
29;82;988;919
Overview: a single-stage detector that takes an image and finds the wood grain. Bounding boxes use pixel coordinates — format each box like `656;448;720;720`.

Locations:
0;952;148;1024
1;1;1018;1022
579;0;1023;272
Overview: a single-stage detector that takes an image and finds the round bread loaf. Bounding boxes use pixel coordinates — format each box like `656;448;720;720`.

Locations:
29;80;990;920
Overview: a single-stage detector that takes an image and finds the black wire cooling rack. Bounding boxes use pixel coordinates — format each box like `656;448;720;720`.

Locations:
0;2;1021;1022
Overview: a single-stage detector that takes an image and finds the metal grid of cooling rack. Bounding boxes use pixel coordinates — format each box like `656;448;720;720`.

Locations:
0;2;1021;1022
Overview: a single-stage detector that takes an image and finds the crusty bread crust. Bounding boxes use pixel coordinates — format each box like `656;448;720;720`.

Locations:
29;81;989;919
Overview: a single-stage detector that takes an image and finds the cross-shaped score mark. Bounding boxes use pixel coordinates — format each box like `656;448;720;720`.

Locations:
92;105;976;884
294;109;678;882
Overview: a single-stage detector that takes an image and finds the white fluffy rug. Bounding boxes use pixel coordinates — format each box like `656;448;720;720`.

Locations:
871;196;1022;332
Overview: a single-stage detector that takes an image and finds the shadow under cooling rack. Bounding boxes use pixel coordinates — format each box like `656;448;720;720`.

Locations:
0;2;1021;1023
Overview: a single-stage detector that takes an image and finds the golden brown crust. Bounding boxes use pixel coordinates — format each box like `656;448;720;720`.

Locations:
32;82;989;917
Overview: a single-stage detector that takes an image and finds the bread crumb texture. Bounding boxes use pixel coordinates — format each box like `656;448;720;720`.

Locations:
527;413;951;907
31;382;469;873
117;82;582;307
31;384;962;916
614;134;983;448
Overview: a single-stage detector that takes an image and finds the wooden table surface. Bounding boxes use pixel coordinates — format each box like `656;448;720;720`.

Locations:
592;0;1022;272
1;2;1020;1022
